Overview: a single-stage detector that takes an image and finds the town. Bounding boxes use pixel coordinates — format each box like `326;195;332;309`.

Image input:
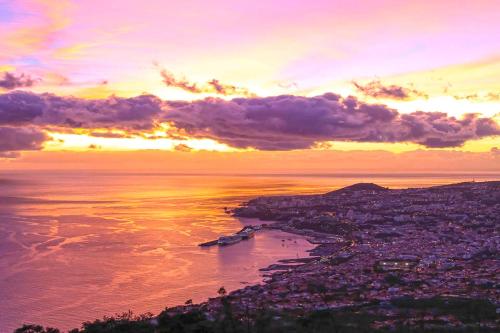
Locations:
171;181;499;331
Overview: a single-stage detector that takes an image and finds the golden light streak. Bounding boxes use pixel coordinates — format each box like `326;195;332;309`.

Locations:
0;65;16;72
46;133;237;152
385;96;499;118
315;138;499;153
43;130;499;154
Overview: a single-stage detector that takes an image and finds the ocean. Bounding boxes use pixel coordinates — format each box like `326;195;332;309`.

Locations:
0;172;498;332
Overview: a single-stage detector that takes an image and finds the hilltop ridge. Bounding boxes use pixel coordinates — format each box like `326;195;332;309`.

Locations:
325;182;388;195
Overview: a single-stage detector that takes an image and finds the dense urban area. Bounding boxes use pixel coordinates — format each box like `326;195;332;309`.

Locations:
17;181;500;333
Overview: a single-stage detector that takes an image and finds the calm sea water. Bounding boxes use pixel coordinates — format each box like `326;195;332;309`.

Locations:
0;172;498;332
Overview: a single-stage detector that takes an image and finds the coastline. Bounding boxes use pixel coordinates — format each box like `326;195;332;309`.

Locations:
163;181;499;330
13;180;500;332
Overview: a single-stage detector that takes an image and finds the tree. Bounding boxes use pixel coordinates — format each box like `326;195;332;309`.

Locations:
15;325;60;333
218;286;227;297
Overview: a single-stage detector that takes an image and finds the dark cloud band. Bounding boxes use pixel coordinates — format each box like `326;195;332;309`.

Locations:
0;91;498;156
0;126;48;154
163;94;498;149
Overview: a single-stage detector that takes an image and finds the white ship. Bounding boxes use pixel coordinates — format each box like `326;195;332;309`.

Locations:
239;229;255;239
218;234;242;246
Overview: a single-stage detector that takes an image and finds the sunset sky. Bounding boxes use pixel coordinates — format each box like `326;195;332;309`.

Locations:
0;0;499;172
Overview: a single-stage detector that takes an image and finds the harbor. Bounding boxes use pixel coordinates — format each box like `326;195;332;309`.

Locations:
198;225;261;247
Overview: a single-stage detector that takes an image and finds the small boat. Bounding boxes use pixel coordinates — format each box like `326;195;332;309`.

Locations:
239;229;255;239
218;235;242;246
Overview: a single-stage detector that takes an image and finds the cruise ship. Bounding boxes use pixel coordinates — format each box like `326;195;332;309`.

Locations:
218;234;242;246
239;229;255;239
